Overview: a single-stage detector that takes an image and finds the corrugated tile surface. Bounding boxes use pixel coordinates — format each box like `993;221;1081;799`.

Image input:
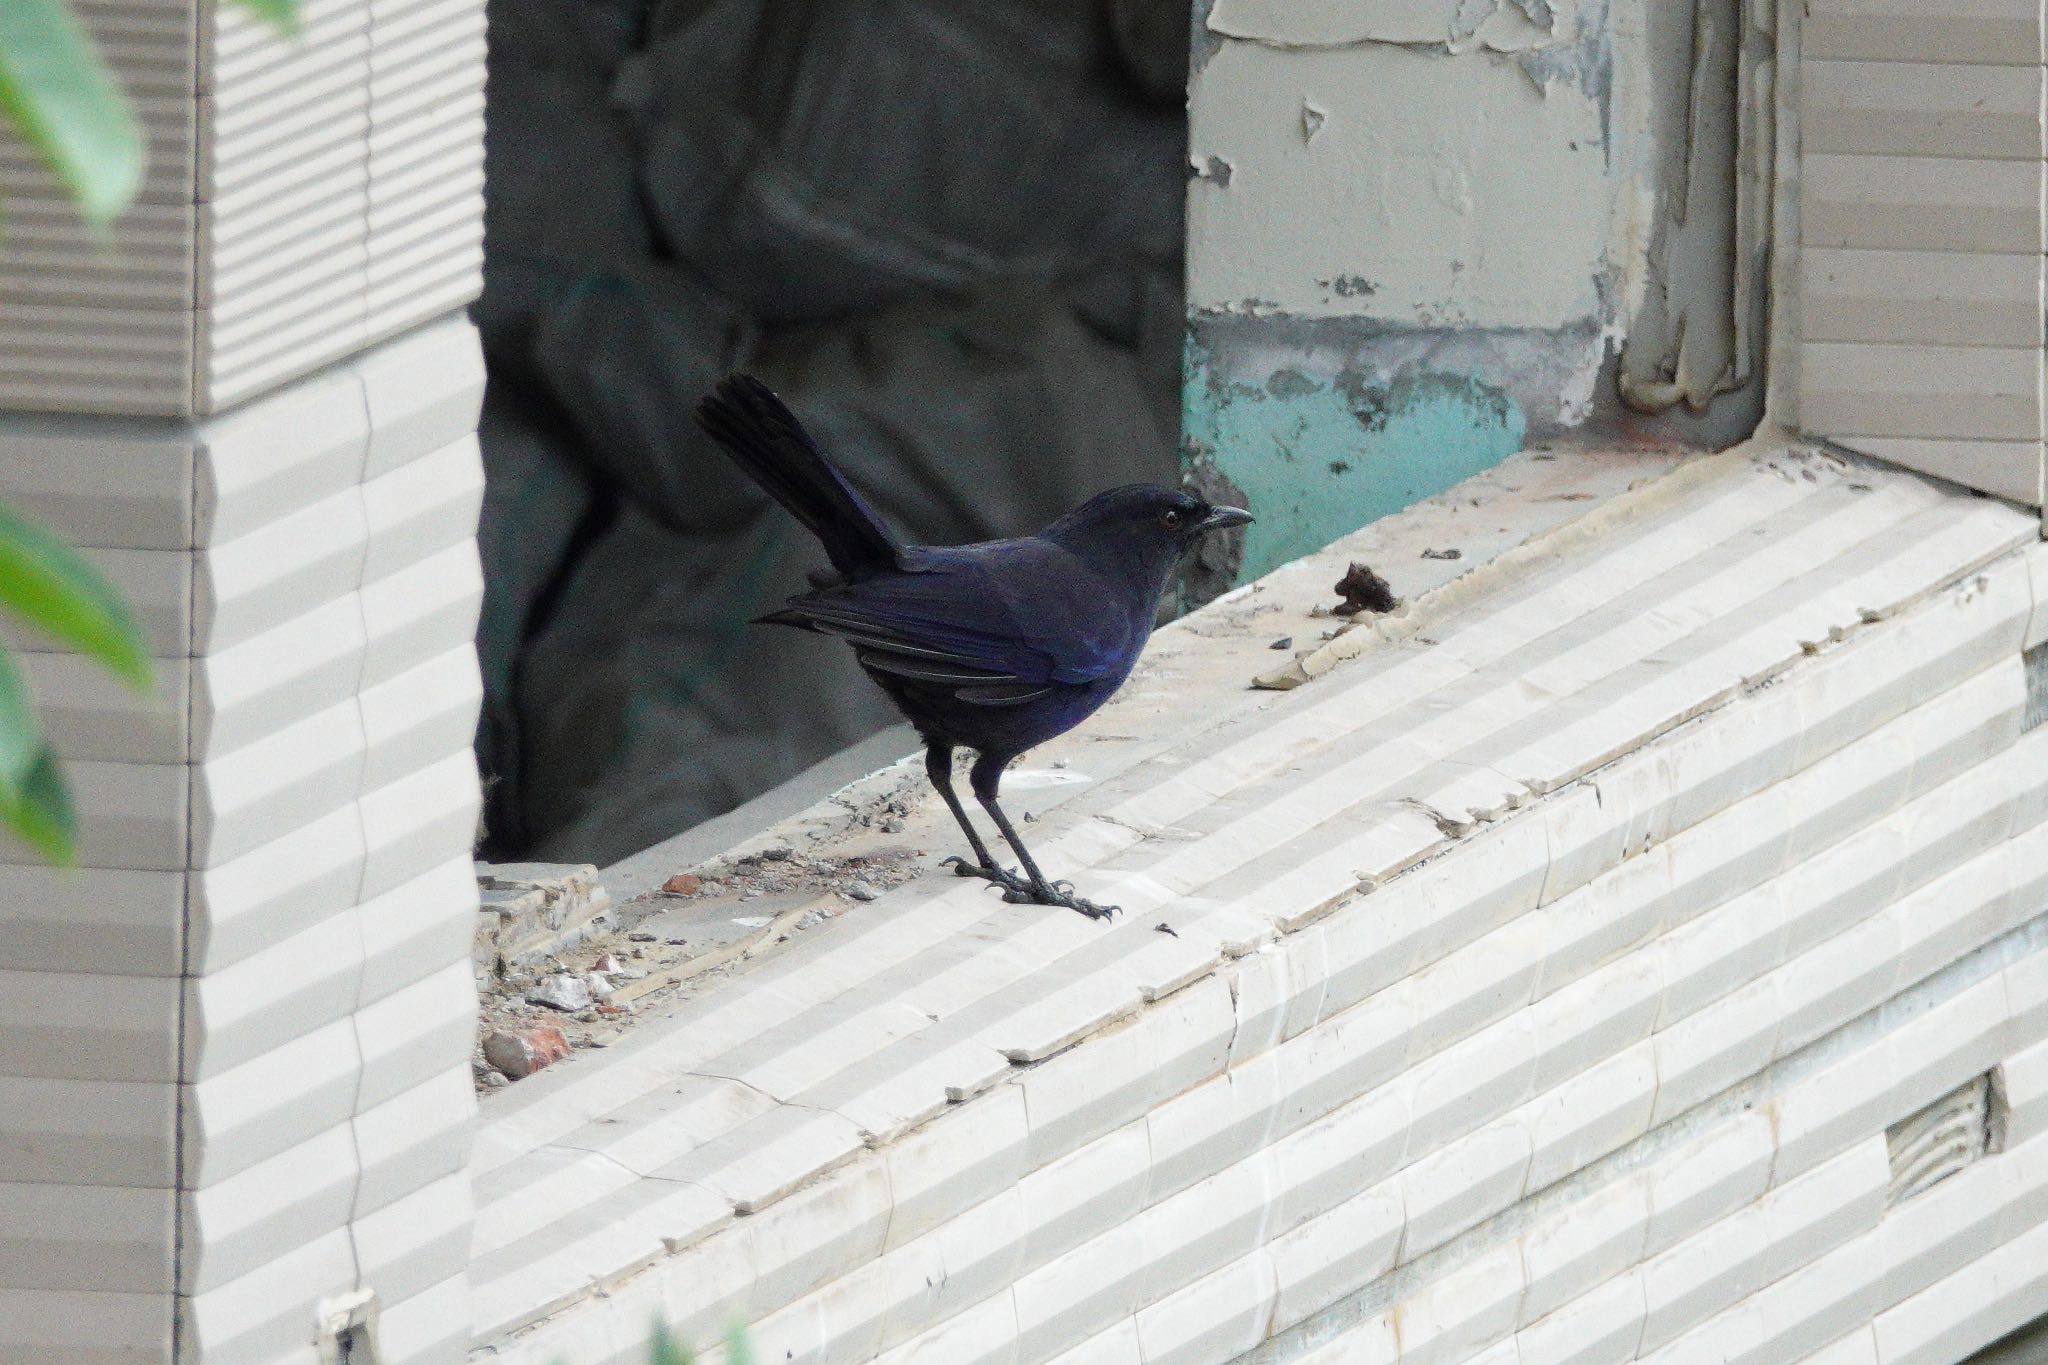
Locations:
1797;4;2048;508
0;0;485;417
470;444;2048;1364
0;318;484;1364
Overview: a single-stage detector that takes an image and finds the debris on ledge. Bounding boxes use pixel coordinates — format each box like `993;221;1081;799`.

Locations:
479;1024;569;1083
474;863;613;985
472;847;921;1086
473;440;1694;1090
1331;561;1399;616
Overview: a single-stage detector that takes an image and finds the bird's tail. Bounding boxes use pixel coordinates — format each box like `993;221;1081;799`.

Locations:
695;374;904;577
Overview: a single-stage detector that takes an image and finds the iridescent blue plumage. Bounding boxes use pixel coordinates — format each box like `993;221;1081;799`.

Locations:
696;374;1251;918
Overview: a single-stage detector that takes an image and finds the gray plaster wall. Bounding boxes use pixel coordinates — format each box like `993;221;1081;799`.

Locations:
1184;0;1773;580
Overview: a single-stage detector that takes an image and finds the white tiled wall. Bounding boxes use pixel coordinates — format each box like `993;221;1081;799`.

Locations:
0;319;485;1363
465;453;2048;1365
1796;0;2048;509
0;0;485;417
2;2;487;1357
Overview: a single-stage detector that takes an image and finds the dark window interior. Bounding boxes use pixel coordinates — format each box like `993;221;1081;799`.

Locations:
474;0;1189;863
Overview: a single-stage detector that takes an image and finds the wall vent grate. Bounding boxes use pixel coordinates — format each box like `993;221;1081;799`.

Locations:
1886;1073;1999;1208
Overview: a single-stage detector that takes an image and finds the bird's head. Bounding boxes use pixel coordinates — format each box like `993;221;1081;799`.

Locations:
1041;485;1254;583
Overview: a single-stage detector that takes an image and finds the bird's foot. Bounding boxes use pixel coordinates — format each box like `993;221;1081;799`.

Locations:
943;855;1033;898
1002;879;1118;922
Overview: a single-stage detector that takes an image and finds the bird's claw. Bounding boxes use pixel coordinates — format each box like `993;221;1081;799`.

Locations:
1066;895;1118;922
948;857;1113;920
945;856;1033;897
1002;882;1117;921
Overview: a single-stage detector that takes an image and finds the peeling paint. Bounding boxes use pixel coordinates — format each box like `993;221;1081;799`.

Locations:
1206;0;1574;56
1187;12;1611;326
1512;0;1612;113
1182;0;1763;593
1186;320;1541;582
1192;314;1603;428
1264;367;1319;399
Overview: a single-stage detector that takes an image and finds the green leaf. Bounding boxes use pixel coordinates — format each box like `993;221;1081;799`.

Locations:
0;644;70;864
228;0;302;34
0;0;142;225
647;1321;695;1365
0;503;150;690
0;646;46;795
0;747;74;864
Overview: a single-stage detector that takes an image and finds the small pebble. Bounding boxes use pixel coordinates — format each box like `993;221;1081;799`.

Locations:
482;1024;571;1079
847;880;879;902
628;931;659;943
666;935;688;946
1269;636;1292;650
880;818;906;833
479;1070;511;1089
761;846;794;862
527;973;594;1012
660;873;701;896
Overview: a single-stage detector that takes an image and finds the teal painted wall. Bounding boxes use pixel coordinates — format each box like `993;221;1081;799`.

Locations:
1183;330;1528;584
1181;0;1634;591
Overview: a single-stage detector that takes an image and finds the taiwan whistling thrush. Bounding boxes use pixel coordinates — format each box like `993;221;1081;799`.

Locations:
695;374;1252;920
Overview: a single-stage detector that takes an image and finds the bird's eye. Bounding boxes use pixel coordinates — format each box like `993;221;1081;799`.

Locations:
1160;508;1185;531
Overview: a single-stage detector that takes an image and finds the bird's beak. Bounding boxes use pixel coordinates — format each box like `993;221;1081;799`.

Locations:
1196;506;1254;533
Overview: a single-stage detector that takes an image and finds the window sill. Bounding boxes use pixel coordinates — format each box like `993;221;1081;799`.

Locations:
466;432;2045;1361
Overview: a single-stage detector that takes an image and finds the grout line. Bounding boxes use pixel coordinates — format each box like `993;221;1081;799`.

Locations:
472;461;2035;1356
487;654;2043;1351
171;368;202;1358
468;573;2031;1211
1239;911;2048;1365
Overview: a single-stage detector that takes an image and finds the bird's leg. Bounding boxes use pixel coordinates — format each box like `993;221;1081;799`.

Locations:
926;744;1031;897
970;754;1116;921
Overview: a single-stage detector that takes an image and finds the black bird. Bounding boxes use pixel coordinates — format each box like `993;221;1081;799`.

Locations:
695;375;1252;919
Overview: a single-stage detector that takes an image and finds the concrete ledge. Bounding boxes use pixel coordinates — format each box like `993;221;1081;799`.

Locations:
473;864;612;985
465;435;2048;1364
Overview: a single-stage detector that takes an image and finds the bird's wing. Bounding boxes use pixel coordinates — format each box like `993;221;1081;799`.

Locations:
762;541;1138;700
